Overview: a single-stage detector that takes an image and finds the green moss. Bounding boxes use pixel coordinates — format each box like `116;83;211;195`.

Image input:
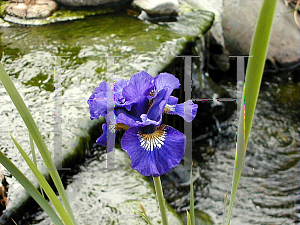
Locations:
48;6;114;22
0;1;9;18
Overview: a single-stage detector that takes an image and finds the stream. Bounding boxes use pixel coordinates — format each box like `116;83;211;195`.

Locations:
0;7;299;225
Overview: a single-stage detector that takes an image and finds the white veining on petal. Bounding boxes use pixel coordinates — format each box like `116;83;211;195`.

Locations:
164;104;175;112
138;126;166;151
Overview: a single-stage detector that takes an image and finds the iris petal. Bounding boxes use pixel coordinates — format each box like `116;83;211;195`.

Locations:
96;122;116;153
154;72;180;97
116;112;140;127
167;96;178;105
115;79;128;93
114;79;128;106
122;71;154;110
96;123;108;146
166;99;198;122
147;89;167;124
121;125;186;177
116;112;160;128
87;81;110;120
145;73;180;123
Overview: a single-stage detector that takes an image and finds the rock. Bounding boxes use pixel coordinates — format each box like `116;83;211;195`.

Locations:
3;4;116;25
132;0;179;17
54;0;131;7
179;0;229;71
5;3;28;18
0;7;214;223
5;0;58;19
222;0;300;68
27;0;58;18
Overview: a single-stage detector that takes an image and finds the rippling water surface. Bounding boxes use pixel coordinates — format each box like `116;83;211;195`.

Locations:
163;75;299;225
1;10;299;225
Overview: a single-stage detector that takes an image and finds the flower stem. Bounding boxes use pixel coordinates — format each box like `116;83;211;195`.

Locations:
153;176;168;225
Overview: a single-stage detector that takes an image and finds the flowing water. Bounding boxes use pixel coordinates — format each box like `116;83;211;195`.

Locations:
161;71;299;225
0;8;299;225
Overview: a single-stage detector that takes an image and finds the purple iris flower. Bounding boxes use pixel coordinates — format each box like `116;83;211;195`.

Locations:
87;71;198;177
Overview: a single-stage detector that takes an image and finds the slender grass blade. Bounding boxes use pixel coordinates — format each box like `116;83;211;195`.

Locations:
0;62;76;224
10;133;73;225
0;151;64;225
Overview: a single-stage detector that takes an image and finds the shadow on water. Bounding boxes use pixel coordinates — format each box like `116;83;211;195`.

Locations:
0;8;299;225
159;63;299;225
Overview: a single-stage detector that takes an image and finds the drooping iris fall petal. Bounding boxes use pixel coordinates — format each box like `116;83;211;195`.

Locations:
88;71;198;177
121;125;186;177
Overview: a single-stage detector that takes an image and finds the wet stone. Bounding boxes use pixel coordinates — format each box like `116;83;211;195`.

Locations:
5;0;58;19
222;0;300;69
54;0;131;7
132;0;179;17
0;5;214;223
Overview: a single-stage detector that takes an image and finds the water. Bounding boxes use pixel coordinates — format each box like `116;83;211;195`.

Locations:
161;73;299;225
0;8;214;224
0;7;299;225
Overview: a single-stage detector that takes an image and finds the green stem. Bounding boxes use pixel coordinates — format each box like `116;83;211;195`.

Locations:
226;0;277;224
153;176;168;225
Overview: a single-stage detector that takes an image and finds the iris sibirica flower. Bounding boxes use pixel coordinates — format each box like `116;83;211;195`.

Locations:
88;71;197;177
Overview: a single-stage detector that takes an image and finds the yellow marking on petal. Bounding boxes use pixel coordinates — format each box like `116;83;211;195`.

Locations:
115;123;130;131
149;90;155;96
108;123;129;133
138;125;167;151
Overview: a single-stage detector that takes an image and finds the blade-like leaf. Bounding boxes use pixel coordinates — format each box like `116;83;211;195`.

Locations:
29;133;37;166
134;210;153;225
186;211;191;225
0;151;63;225
222;192;228;225
10;133;73;225
226;0;277;224
189;163;195;225
0;62;76;224
29;133;45;198
139;203;152;224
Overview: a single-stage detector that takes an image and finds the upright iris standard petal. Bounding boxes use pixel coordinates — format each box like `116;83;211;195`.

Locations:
88;71;198;177
154;72;180;97
114;79;128;93
121;125;186;177
147;89;167;124
114;79;128;106
122;71;154;109
145;73;180;124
